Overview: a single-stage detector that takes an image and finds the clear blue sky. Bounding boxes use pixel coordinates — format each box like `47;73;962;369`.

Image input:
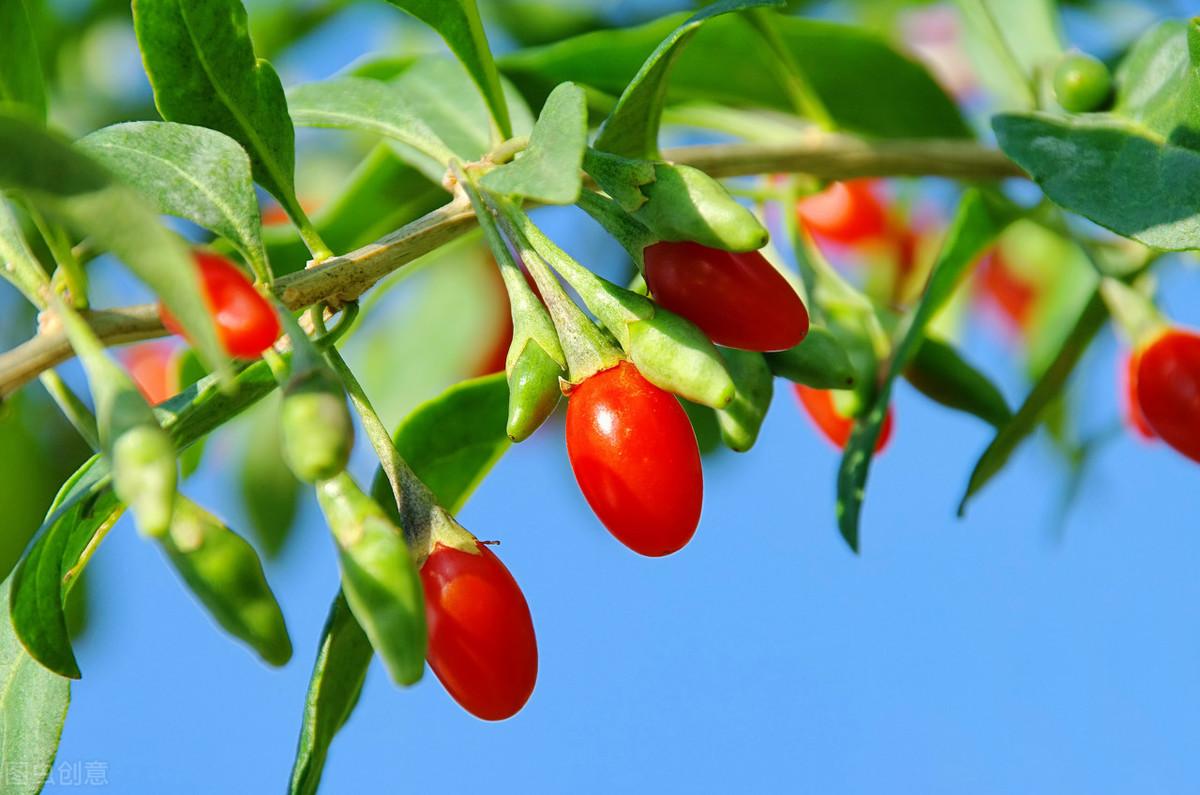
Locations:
36;2;1200;792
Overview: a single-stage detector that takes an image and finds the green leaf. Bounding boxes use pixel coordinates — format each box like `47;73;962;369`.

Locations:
238;397;301;558
593;0;783;158
132;0;302;224
1112;20;1198;144
501;13;970;141
959;289;1111;515
0;196;49;305
994;112;1200;250
158;497;292;666
480;82;587;204
288;592;372;795
287;77;456;175
0;113;230;379
0;0;46;122
836;191;1016;552
383;0;512;138
292;374;510;795
386;373;511;514
78;121;270;281
765;324;858;389
955;0;1061;110
0;575;68;795
10;462;122;679
904;336;1012;428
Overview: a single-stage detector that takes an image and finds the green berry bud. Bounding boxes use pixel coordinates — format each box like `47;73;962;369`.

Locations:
635;163;768;253
112;423;177;538
715;349;774;453
281;370;354;483
626;308;735;409
1054;52;1112;113
506;340;564;442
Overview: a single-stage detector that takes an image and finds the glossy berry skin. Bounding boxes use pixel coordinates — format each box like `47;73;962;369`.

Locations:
1121;352;1155;440
159;252;280;359
421;541;538;721
643;241;809;351
1133;329;1200;462
793;384;893;453
797;180;889;245
565;361;703;557
1054;52;1112;113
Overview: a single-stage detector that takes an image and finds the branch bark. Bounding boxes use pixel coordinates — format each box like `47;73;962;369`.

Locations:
0;136;1023;398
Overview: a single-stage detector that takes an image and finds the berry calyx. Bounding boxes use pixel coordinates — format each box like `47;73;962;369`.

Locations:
793;384;893;452
421;540;538;721
1132;329;1200;462
643;241;809;352
797;180;889;245
565;360;703;557
159;252;281;359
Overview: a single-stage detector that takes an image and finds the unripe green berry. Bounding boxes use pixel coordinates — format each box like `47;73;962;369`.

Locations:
281;371;354;483
1054;52;1112;113
112;423;177;538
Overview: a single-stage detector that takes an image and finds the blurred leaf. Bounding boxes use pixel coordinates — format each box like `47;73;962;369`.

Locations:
384;0;512;138
79;121;269;278
10;458;121;679
0;197;49;309
837;191;1016;551
714;348;773;453
955;0;1061;110
0;575;68;795
0;0;46;122
994;112;1200;250
293;374;509;795
158;496;292;666
592;0;782;158
480;82;587;204
288;77;456;174
904;336;1011;427
501;12;970;139
0;113;229;377
133;0;300;214
237;396;300;558
489;0;609;47
765;324;857;389
171;348;209;478
1112;20;1197;145
288;593;371;795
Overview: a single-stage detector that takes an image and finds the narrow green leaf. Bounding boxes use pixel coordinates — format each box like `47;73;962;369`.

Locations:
132;0;301;223
384;0;512;138
954;0;1061;110
0;113;230;379
592;0;783;158
0;576;68;795
0;0;46;122
994;111;1200;250
287;77;456;173
480;82;587;204
765;324;858;389
0;196;49;306
238;397;301;557
293;374;510;795
905;336;1012;428
78;121;269;281
288;593;372;795
836;191;1016;552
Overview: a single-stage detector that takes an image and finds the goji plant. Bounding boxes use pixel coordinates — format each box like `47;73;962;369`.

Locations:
0;0;1196;792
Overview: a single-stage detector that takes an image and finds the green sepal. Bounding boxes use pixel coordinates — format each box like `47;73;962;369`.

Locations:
633;163;767;253
765;324;857;389
714;348;773;452
626;308;735;409
159;496;292;666
582;149;656;212
316;472;427;687
904;336;1012;428
575;189;658;271
505;340;564;442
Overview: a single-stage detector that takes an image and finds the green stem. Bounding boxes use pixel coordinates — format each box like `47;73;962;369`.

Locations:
27;202;88;309
747;9;835;130
286;195;333;264
39;369;100;450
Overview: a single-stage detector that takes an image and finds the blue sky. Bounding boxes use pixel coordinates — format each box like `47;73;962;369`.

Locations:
30;1;1200;792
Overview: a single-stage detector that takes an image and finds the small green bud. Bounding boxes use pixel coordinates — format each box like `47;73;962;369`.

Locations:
162;498;292;666
1053;52;1112;113
765;325;857;390
635;163;768;253
715;349;774;453
112;423;177;538
317;473;427;686
281;369;354;483
506;341;565;442
626;308;734;409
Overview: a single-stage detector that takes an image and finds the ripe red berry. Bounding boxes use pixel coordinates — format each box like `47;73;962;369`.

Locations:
120;341;176;405
643;241;809;351
1132;329;1200;462
565;361;703;557
1121;352;1155;440
976;249;1037;336
797;180;889;245
793;384;893;452
159;252;281;359
421;540;538;721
